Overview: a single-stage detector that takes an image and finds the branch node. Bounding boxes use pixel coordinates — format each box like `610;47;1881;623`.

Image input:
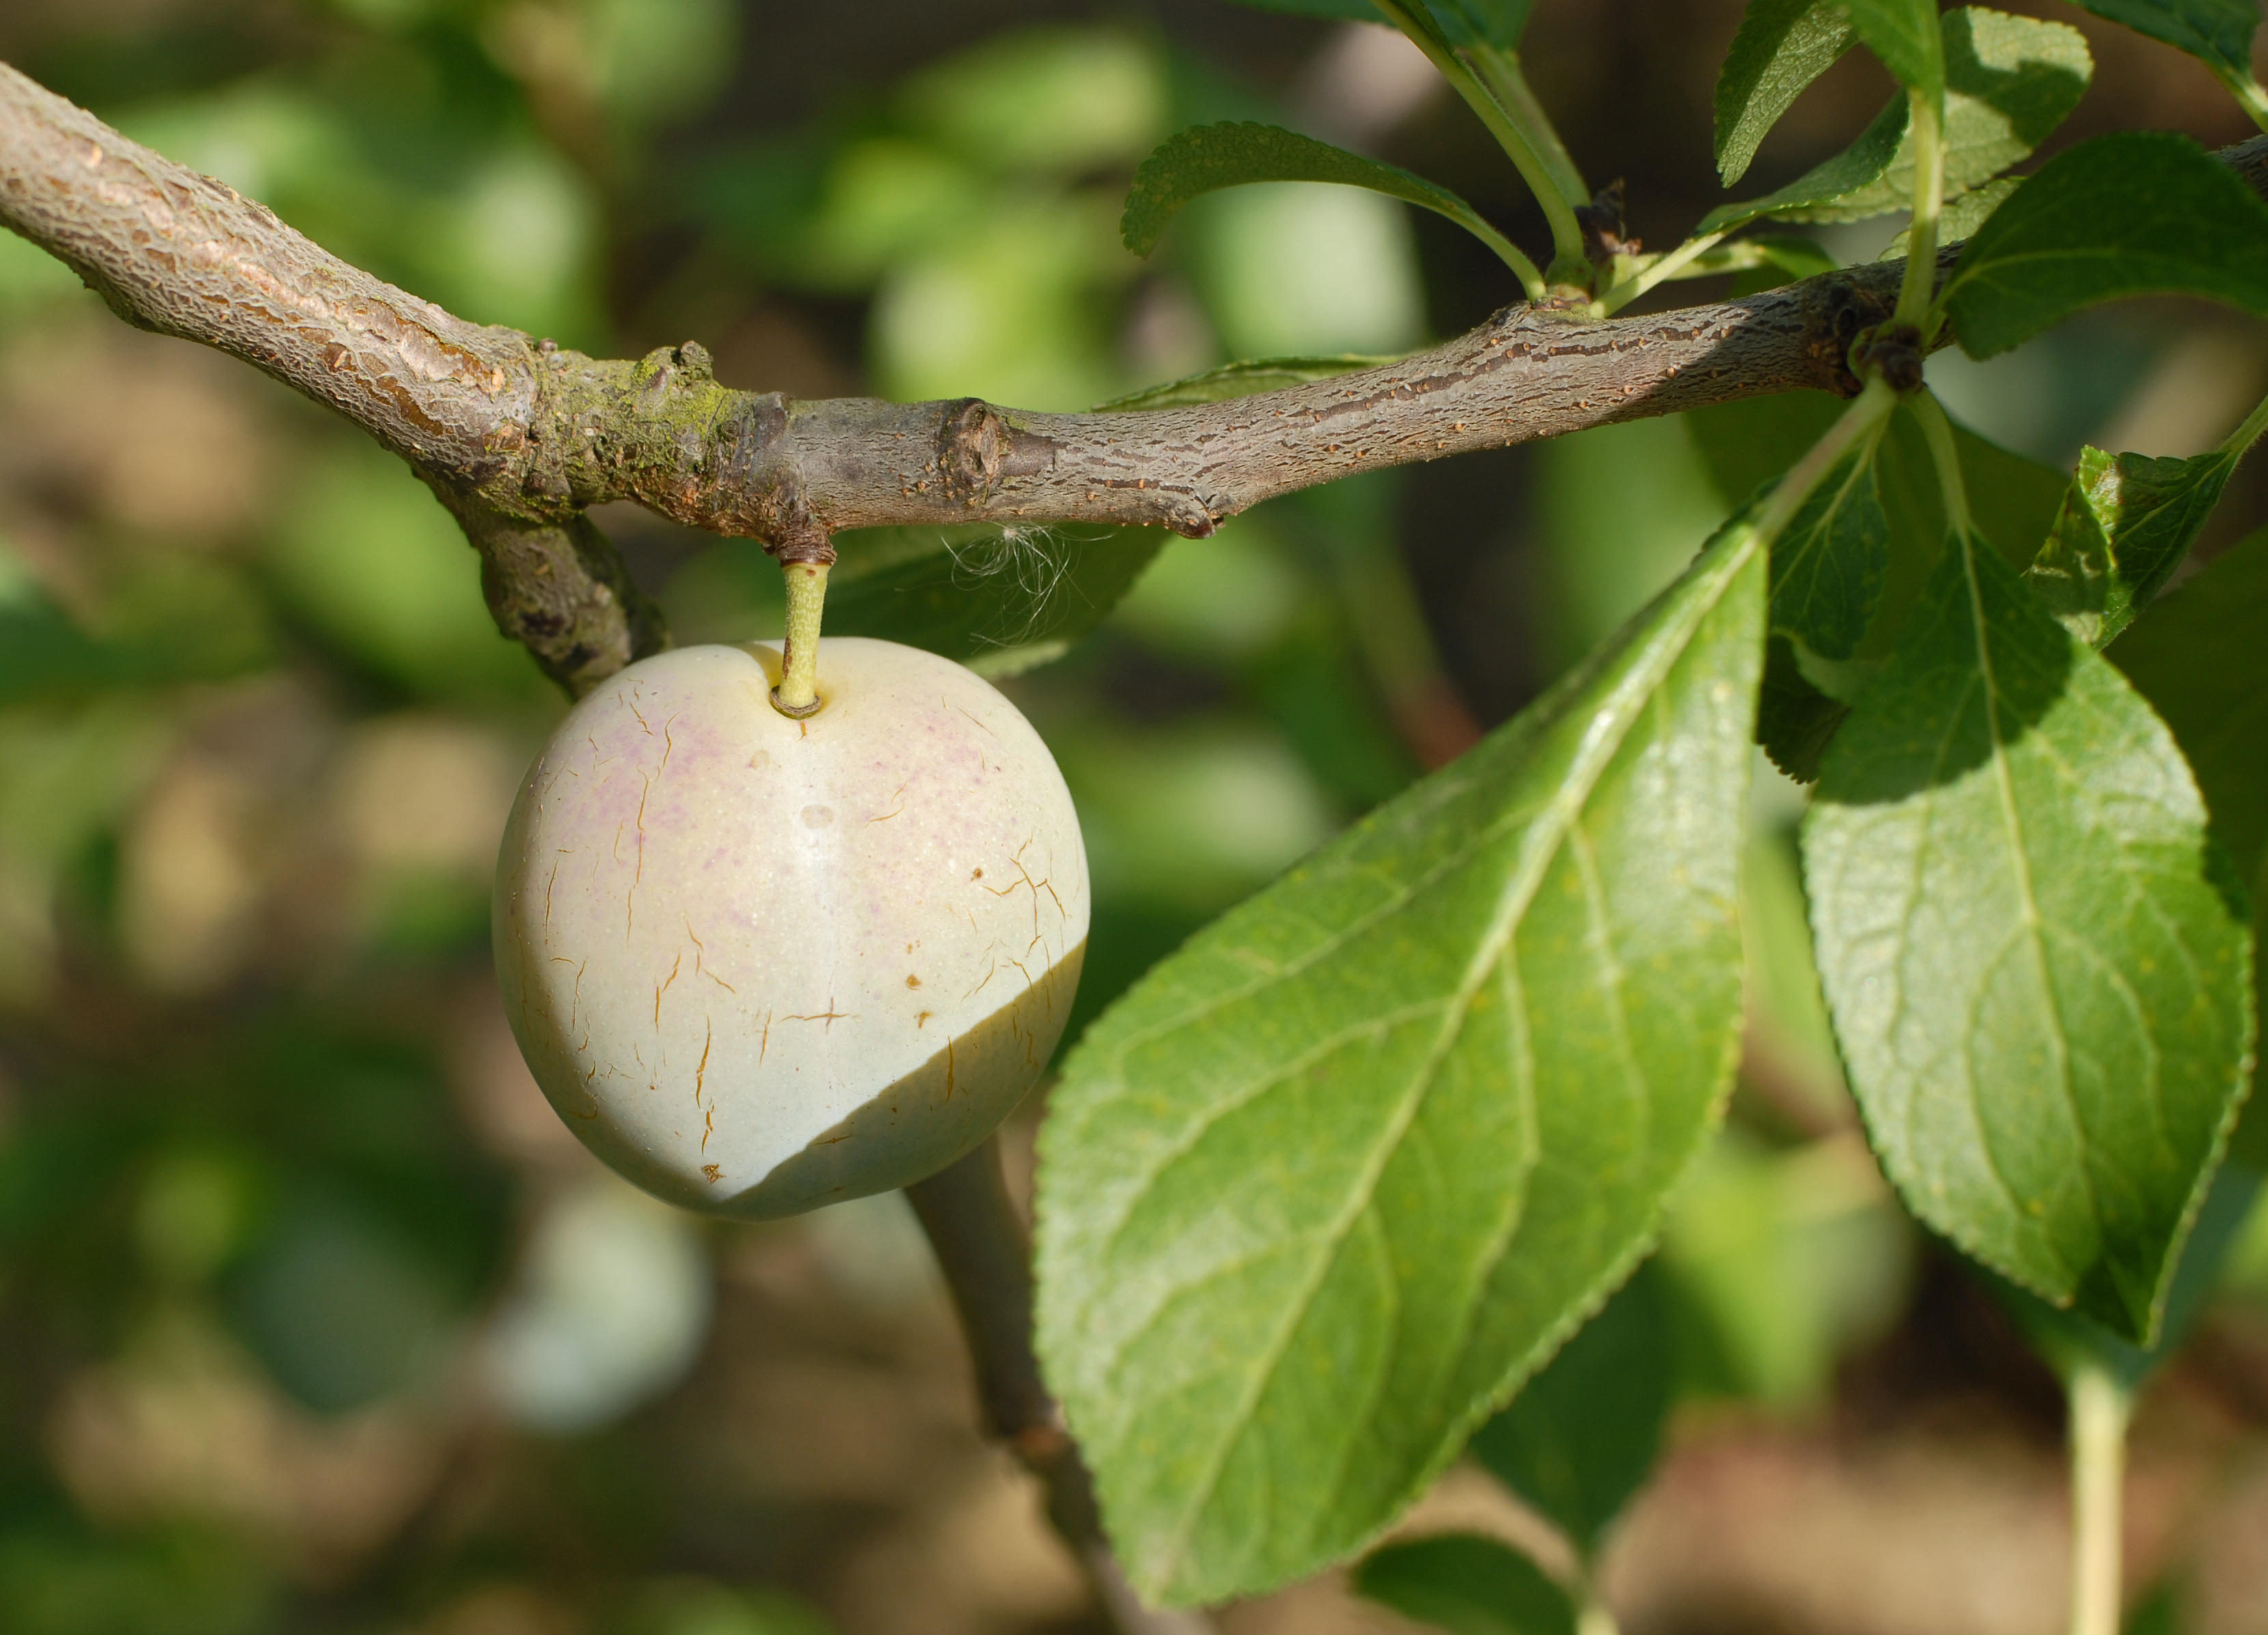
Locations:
938;397;1010;501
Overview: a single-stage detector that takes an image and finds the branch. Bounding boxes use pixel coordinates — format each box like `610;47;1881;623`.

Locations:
10;53;2268;692
904;1138;1211;1635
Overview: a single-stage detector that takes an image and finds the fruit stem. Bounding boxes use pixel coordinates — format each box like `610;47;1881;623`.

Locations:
906;1139;1215;1634
773;559;829;717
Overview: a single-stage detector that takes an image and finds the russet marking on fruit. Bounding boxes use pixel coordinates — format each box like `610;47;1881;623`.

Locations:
495;637;1089;1219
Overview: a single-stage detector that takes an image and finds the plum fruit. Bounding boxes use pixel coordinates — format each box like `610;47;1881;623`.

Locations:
494;637;1089;1218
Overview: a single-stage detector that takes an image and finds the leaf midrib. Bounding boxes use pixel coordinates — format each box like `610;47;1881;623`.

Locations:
1139;531;1760;1589
1956;529;2104;1271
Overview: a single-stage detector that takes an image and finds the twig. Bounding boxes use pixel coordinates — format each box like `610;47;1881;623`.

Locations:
10;55;2268;700
904;1138;1212;1635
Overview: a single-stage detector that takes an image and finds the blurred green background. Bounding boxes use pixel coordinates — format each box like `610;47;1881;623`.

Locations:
4;1;2268;1632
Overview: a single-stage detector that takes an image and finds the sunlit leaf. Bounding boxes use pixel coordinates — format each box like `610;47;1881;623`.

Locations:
1782;8;2089;224
1122;122;1532;281
1354;1535;1575;1635
1941;131;2268;358
1096;354;1400;411
1805;528;2254;1341
2028;445;2237;648
1842;0;1948;101
1467;1263;1672;1554
1038;522;1764;1603
1698;97;1909;236
1715;0;1859;186
1882;175;2021;256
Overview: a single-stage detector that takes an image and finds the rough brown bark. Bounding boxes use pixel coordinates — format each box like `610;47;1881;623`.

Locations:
906;1139;1213;1635
0;59;1920;690
9;56;2268;693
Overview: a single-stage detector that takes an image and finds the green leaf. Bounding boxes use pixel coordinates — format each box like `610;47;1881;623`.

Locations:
2061;0;2260;94
1219;0;1536;46
1804;529;2255;1342
1467;1263;1672;1554
827;523;1167;677
1941;131;2268;359
0;550;271;704
2028;445;2237;648
1426;0;1538;47
1698;96;1909;236
1743;234;1845;286
1122;122;1532;283
1771;436;1893;660
1095;354;1401;412
1989;1159;2261;1391
2112;529;2268;1175
1844;0;1949;100
1216;0;1382;18
1353;1535;1576;1635
1882;175;2023;257
1037;524;1766;1604
1686;394;2066;655
2112;525;2268;878
1715;0;1859;186
1787;8;2090;224
0;595;123;704
1756;637;1851;782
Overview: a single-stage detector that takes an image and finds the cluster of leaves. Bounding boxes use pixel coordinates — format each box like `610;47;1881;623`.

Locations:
843;0;2268;1619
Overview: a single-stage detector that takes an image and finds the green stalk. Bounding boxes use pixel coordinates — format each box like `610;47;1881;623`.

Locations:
1594;230;1728;316
1756;376;1898;543
2218;382;2268;458
1465;44;1588;206
1454;210;1547;300
773;559;829;717
1575;1585;1620;1635
2066;1362;2132;1635
2222;68;2268;135
1909;389;1974;536
1368;0;1588;279
1896;87;1946;329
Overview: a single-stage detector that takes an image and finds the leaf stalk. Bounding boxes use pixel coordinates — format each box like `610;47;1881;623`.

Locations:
1755;376;1899;544
1368;0;1590;277
1908;388;1976;537
1465;44;1590;206
2066;1360;2131;1635
1594;229;1729;316
2218;382;2268;458
1897;87;1947;329
2224;69;2268;136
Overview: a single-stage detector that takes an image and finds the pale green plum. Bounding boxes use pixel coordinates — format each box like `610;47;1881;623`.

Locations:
493;638;1089;1218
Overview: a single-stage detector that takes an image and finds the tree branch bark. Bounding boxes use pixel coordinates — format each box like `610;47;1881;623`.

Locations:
8;53;2268;689
905;1138;1211;1635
